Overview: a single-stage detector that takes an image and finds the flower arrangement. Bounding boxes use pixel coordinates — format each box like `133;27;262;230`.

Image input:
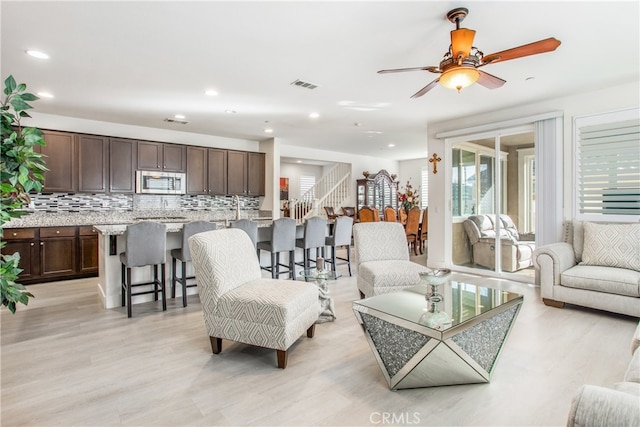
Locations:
398;179;420;211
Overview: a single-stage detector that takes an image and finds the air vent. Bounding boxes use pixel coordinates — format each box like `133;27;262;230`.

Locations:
290;79;319;90
164;118;189;125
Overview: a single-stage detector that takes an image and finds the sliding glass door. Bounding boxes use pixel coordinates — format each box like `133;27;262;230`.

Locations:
451;130;536;280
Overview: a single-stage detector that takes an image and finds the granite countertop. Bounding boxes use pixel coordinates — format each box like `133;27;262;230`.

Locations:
4;210;273;231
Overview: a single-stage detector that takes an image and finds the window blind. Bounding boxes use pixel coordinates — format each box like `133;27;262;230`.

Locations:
421;168;429;208
299;175;316;198
577;114;640;216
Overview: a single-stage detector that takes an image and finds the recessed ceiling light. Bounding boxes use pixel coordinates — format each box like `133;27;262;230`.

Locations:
225;109;237;114
388;143;395;148
296;160;302;163
205;89;219;96
309;112;319;119
36;92;54;98
26;50;49;59
264;128;273;133
174;114;186;119
365;130;383;135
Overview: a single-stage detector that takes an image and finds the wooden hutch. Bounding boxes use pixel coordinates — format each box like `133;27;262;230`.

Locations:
356;169;399;216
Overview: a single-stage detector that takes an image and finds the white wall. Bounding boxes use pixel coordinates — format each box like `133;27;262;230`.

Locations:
398;158;428;205
280;163;324;199
425;80;640;269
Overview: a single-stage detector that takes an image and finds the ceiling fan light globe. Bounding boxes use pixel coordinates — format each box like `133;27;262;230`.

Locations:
439;67;480;92
451;28;476;58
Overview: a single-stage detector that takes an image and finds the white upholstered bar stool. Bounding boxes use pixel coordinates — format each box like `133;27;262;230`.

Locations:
325;215;354;276
120;221;167;318
171;221;218;307
295;216;328;271
257;218;297;279
231;219;258;250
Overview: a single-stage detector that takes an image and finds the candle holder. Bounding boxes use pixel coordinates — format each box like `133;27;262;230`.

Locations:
419;268;451;304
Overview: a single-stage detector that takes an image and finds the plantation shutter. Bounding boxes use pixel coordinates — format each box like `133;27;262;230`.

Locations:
576;110;640;217
421;168;429;208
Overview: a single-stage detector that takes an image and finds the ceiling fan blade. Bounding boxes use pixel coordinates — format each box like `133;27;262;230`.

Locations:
410;78;440;98
482;37;561;64
476;70;506;89
378;66;440;74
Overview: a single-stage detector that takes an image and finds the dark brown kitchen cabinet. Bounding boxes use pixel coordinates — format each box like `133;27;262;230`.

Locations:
227;151;247;195
187;147;228;195
2;228;39;280
109;138;137;193
137;141;185;172
78;226;99;274
39;130;77;192
247;152;265;196
39;227;77;279
1;227;98;285
78;134;109;193
208;148;227;195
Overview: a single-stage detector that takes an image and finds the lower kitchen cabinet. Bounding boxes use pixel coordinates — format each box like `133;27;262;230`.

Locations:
1;226;99;285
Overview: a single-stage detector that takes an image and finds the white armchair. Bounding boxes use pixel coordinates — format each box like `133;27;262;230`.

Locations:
353;222;429;298
188;228;319;369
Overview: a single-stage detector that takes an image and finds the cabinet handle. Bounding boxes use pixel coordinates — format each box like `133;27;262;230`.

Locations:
30;242;34;247
13;232;17;236
40;242;44;246
56;230;60;234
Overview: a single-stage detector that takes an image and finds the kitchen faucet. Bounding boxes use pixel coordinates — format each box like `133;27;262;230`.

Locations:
233;194;241;220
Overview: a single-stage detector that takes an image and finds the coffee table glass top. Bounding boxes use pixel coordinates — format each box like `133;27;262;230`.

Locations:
355;281;523;332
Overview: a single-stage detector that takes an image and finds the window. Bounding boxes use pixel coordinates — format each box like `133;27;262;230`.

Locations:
452;143;507;216
299;175;316;198
421;168;429;208
575;108;640;220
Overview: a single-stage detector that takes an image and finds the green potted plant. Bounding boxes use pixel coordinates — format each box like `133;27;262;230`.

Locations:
1;75;47;313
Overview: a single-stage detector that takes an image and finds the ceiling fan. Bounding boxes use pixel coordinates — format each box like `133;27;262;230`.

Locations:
378;7;561;97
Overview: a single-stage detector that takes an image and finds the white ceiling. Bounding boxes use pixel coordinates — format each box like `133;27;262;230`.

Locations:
2;1;638;161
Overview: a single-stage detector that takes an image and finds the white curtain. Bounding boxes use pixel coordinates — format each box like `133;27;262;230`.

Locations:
535;117;564;246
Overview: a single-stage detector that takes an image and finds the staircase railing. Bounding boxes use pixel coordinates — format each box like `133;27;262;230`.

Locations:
289;163;351;223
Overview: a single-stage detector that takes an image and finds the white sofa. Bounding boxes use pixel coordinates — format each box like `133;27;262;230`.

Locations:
533;220;640;317
567;322;640;426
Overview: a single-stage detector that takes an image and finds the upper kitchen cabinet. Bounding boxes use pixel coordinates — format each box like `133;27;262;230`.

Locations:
137;141;185;172
39;130;77;192
78;134;109;193
227;150;265;196
186;147;228;195
109;138;137;193
227;150;247;195
247;152;265;196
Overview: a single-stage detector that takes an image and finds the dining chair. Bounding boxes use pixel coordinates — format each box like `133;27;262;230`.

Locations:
383;206;397;222
341;206;356;218
398;208;408;225
418;207;428;254
120;221;167;318
405;207;421;255
324;206;340;220
358;206;375;222
170;221;218;307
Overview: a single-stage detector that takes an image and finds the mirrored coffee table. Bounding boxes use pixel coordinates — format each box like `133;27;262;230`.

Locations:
353;281;523;390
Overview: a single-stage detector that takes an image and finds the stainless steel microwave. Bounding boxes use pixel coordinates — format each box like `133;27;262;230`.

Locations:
136;170;186;194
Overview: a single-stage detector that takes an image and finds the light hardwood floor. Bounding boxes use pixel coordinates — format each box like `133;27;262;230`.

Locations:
1;250;638;426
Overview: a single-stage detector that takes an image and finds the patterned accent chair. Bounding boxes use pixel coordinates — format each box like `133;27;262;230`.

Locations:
189;228;319;369
353;222;429;298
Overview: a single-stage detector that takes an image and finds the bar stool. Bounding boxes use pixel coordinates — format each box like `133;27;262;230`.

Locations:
325;215;354;276
257;218;297;279
170;221;218;307
295;216;328;270
120;221;167;318
231;219;258;250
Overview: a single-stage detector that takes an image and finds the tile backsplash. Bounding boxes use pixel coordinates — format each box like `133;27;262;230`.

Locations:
29;193;260;213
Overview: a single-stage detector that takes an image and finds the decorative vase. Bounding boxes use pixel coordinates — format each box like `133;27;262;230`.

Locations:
419;269;451;304
362;171;369;177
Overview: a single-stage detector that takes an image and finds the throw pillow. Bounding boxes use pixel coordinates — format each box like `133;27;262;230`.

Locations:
581;222;640;271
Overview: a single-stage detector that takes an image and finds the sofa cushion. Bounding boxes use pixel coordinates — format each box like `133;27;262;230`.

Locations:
217;278;318;327
359;260;426;289
581;222;640;271
613;382;640;396
561;265;640;297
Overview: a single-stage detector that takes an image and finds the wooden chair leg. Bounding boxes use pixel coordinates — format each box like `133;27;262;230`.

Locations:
276;349;288;369
307;324;316;338
210;336;222;354
543;298;565;308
